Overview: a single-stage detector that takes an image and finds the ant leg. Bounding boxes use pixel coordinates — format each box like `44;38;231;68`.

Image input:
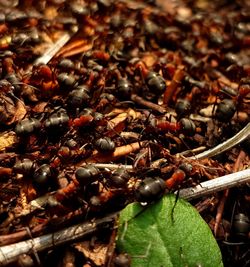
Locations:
171;189;180;223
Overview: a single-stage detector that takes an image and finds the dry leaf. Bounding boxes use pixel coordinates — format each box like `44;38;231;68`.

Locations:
74;241;108;266
10;100;27;124
0;131;17;151
32;102;48;113
141;53;157;68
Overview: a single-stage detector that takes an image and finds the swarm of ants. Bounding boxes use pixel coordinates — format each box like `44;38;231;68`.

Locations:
0;0;249;266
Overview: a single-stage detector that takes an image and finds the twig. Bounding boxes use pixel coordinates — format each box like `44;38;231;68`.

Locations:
34;30;77;65
214;150;246;236
163;67;184;104
120;131;140;140
60;43;93;58
91;163;134;171
0;213;118;266
188;122;250;160
0;206;88;247
214;189;229;236
130;94;166;114
83;141;146;164
212;69;238;90
55;39;87;58
178;168;250;201
1;167;250;264
177;146;207;157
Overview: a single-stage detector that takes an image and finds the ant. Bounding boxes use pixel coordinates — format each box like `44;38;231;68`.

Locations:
33;164;57;191
95;93;117;112
44;108;69;131
75;165;101;186
135;164;191;203
95;137;116;153
57;58;75;72
83;50;110;63
66;72;95;113
15;118;41;136
22;64;59;97
135;61;166;96
111;68;133;100
72;108;105;128
175;86;201;118
51;141;93;168
151;116;197;136
13;158;37;175
67;84;90;110
212;78;250;122
108;167;130;188
57;72;78;91
135;176;167;203
215;99;236;122
13;157;57;193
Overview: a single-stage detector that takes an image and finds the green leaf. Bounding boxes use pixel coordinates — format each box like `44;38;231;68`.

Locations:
117;194;223;267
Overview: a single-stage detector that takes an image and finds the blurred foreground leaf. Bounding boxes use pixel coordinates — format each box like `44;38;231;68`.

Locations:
117;194;223;267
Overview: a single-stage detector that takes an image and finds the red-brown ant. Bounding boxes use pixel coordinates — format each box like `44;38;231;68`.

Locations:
15;118;41;136
72;108;105;128
117;78;133;100
72;114;94;128
67;72;95;112
51;141;93;168
231;213;250;242
57;72;77;90
135;177;167;203
75;165;100;186
2;57;16;76
13;158;37;175
32;64;55;83
108;168;130;188
95;137;116;153
175;98;192;117
175;86;201;118
21;163;58;193
212;78;250;121
165;168;186;190
83;50;110;63
135;163;191;203
44;108;69;130
151;117;196;136
95;93;116;112
57;58;75;71
28;64;58;95
215;99;236;122
135;61;166;95
111;69;134;100
67;85;90;110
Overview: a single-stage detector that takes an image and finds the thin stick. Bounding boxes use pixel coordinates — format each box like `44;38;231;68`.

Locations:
61;43;93;58
178;168;250;201
177;146;207;157
130;94;166;114
0;206;88;247
212;69;238;90
0;213;118;266
55;39;87;57
83;141;146;164
1;167;250;264
34;30;77;65
188;122;250;160
91;163;134;171
214;150;246;236
214;189;229;236
163;67;184;104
